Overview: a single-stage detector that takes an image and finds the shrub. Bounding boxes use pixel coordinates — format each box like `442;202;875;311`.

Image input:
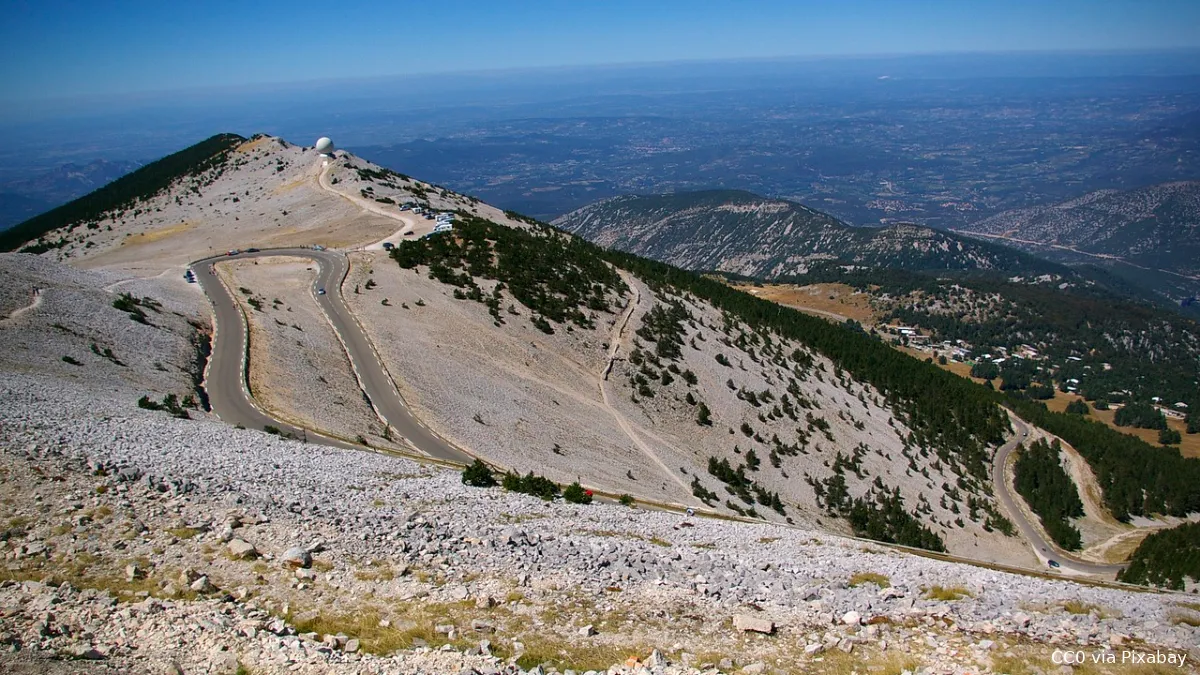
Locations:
618;494;635;507
1160;428;1182;445
1064;399;1089;415
696;402;712;426
263;425;282;435
562;481;593;505
502;471;559;500
461;459;497;487
62;355;82;366
715;353;731;367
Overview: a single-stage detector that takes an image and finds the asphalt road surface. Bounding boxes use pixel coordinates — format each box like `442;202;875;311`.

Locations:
991;418;1127;578
193;248;473;465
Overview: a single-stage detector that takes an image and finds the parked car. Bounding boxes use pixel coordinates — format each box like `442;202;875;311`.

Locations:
382;242;394;250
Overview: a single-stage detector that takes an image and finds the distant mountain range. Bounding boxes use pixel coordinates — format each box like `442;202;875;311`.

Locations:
553;189;1069;278
957;181;1200;280
0;159;140;230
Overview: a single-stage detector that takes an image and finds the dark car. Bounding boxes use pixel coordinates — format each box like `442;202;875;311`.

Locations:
246;247;260;253
1048;560;1061;569
317;288;326;295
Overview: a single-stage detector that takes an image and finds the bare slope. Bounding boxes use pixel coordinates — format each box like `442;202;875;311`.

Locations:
349;217;1029;565
0;252;205;416
218;255;394;448
13;135;533;275
963;181;1200;278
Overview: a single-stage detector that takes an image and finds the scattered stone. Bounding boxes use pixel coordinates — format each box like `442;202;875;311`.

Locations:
281;546;312;569
579;624;597;637
190;576;215;593
226;538;258;560
733;613;775;634
841;610;862;626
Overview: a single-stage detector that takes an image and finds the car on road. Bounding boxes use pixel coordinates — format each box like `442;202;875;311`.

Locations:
226;249;240;256
312;245;326;251
246;247;260;253
1048;560;1061;569
317;288;326;295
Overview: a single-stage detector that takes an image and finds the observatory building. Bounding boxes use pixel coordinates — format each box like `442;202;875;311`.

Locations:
315;137;336;157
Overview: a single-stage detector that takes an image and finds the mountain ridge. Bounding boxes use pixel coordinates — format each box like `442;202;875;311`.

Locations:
554;189;1074;279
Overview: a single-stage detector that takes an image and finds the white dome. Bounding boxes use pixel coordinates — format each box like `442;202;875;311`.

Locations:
314;137;335;154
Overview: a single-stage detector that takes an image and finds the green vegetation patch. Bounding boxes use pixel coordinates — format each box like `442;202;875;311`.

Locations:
1117;521;1200;590
1013;439;1084;550
391;215;626;331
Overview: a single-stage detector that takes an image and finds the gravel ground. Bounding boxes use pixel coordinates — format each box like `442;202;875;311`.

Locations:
1;368;1197;674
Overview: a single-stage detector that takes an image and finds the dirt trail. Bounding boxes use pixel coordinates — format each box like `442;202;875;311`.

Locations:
3;289;43;322
595;272;693;496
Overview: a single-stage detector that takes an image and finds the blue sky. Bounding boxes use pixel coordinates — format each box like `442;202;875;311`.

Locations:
3;0;1199;104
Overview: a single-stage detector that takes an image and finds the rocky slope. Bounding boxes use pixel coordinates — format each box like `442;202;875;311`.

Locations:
552;190;1063;279
2;369;1198;674
961;181;1200;279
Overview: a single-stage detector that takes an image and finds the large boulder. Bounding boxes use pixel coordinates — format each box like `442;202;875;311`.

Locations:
281;546;312;569
226;539;258;560
732;613;775;634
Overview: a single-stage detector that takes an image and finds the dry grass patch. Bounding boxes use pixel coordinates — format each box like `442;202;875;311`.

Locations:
354;560;397;582
1169;610;1200;628
788;650;922;675
848;571;890;588
923;585;972;601
167;527;201;540
288;600;478;655
508;638;655;673
1062;599;1119;618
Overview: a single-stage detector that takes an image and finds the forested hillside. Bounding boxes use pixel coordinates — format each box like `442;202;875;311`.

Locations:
1013;439;1085;550
786;264;1200;409
1005;396;1200;521
1117;522;1200;590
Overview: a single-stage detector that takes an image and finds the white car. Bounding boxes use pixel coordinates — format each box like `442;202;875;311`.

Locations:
317;288;326;295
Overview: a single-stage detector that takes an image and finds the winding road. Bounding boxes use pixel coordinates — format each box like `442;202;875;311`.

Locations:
992;417;1126;578
193;248;472;465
